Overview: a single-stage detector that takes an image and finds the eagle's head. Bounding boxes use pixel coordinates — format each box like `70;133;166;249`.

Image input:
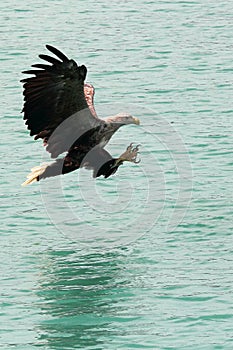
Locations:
105;112;140;126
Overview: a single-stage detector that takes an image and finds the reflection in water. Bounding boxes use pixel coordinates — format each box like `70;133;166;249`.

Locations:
36;249;135;349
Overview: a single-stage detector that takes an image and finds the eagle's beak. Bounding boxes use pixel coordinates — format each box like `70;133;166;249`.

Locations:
133;117;140;125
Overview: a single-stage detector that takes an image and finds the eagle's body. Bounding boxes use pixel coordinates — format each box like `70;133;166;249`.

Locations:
21;45;140;185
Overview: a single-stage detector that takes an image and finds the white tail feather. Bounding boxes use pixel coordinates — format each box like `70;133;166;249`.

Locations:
21;164;48;186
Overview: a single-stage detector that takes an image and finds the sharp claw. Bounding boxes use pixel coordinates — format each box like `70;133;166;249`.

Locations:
119;143;141;164
127;142;134;151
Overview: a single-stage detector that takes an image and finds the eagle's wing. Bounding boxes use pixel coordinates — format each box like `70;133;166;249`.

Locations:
21;45;101;157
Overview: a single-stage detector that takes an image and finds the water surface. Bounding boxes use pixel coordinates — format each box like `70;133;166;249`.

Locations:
1;0;233;348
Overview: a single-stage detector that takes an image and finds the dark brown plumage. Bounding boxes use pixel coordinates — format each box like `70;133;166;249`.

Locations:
21;45;140;186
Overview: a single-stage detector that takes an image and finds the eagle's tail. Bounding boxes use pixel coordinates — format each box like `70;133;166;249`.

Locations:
21;164;48;186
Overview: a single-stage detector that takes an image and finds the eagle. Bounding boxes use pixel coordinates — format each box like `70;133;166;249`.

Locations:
21;45;140;186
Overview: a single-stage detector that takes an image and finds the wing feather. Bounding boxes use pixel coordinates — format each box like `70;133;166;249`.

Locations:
38;54;62;65
46;44;69;62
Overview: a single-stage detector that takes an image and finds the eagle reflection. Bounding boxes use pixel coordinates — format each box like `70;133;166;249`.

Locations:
36;249;134;348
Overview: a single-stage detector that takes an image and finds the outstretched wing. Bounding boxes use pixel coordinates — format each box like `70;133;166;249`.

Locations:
21;45;101;156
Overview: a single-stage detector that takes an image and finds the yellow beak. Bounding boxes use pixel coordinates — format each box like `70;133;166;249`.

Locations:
133;117;140;125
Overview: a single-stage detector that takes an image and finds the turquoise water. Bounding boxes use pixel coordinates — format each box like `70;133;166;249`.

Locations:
1;0;233;348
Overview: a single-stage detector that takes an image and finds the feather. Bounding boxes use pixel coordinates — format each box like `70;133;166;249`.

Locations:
39;54;62;65
46;44;69;62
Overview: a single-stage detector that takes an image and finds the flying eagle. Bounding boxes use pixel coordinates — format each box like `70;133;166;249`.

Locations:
21;45;140;186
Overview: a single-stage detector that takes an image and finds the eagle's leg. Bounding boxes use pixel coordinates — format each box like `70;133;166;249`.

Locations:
95;143;141;179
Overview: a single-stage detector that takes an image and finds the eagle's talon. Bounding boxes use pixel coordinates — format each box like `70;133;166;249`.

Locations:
119;143;141;164
127;142;134;151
